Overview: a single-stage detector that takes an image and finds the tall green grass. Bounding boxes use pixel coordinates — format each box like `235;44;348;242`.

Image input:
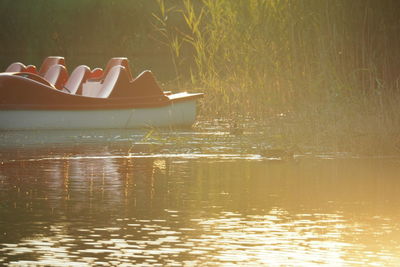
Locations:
154;0;400;154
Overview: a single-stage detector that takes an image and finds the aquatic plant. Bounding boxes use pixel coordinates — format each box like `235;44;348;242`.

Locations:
153;0;400;154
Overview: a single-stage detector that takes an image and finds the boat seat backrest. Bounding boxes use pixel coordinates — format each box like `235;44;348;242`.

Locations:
39;56;66;76
64;65;91;94
5;62;26;72
103;57;134;81
89;68;103;79
97;65;123;98
43;64;68;89
25;65;38;74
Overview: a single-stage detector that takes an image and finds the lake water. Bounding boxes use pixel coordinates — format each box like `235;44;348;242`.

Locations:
1;122;400;266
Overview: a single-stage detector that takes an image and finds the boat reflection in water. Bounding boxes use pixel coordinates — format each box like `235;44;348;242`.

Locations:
0;129;168;214
1;129;400;265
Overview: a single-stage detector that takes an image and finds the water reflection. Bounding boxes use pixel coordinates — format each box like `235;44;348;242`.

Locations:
1;129;400;265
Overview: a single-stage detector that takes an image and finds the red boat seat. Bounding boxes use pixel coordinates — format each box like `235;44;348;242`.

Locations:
89;68;103;79
103;57;134;81
5;62;27;72
96;67;166;99
43;64;68;89
97;65;124;98
39;56;66;76
63;65;91;94
25;65;38;74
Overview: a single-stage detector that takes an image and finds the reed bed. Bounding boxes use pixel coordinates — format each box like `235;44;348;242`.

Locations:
153;0;400;154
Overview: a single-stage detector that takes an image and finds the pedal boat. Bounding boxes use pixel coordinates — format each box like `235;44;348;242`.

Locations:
0;58;203;130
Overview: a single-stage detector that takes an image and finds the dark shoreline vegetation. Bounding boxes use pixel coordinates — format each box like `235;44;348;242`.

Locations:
1;0;400;155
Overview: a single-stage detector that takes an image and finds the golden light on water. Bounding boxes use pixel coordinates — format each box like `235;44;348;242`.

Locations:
1;129;400;265
2;208;399;266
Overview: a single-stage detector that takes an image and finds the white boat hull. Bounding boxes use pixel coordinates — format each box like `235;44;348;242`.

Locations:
0;99;197;130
